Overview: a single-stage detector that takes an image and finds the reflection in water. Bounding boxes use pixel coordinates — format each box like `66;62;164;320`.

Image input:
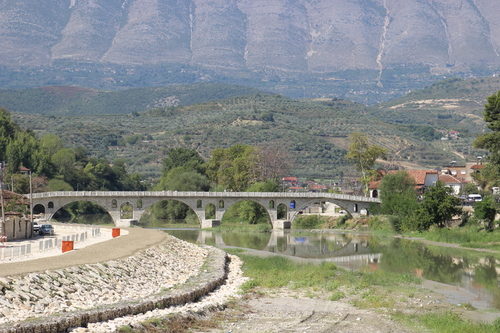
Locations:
164;229;500;309
374;238;500;309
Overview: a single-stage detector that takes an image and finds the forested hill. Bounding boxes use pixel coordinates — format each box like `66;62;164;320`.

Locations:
10;76;495;180
0;84;272;116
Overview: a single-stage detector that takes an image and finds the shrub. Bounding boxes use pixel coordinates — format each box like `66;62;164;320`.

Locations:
367;216;393;232
292;215;324;229
388;215;402;232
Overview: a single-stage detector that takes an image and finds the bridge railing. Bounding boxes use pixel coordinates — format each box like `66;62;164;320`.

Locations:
28;191;380;203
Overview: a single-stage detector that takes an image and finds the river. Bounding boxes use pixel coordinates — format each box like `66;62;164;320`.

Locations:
162;228;500;310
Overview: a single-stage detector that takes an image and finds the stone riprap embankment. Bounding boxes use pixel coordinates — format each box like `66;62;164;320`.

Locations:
0;235;230;333
77;254;247;332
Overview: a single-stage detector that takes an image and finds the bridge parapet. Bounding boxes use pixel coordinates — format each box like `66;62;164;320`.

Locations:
29;191;379;202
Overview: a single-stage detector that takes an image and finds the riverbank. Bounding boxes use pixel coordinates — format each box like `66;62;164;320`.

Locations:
2;225;500;333
0;227;240;333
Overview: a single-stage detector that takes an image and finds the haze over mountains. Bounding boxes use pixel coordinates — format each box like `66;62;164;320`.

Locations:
1;0;500;80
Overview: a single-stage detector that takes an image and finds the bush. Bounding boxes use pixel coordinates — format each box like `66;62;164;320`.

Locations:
388;215;402;232
367;216;397;232
292;215;324;229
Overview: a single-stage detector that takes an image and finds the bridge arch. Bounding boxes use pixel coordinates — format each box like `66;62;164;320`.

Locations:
205;203;216;220
39;199;112;223
221;199;273;226
139;198;201;225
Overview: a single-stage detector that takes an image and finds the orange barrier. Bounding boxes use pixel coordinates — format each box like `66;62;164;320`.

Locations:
112;228;120;238
62;240;74;253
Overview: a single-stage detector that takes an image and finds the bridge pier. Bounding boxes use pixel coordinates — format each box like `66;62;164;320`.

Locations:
272;220;291;229
201;219;221;228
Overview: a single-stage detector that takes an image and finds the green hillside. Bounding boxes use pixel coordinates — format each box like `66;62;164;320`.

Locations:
6;78;499;180
0;83;272;116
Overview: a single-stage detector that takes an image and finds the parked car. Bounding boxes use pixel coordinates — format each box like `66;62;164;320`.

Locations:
468;194;482;202
33;221;40;233
39;224;54;236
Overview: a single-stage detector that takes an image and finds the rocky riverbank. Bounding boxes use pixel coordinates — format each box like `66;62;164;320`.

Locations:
0;234;243;332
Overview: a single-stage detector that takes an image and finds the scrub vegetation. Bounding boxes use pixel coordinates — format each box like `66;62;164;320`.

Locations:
227;251;500;333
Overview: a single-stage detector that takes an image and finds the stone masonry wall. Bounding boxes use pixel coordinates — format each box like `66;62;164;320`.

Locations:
0;237;228;333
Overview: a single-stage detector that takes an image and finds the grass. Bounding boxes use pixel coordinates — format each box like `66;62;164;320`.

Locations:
226;250;500;332
393;312;500;333
119;315;219;333
416;227;500;248
230;251;421;299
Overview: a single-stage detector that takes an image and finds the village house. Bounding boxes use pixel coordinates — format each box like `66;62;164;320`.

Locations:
368;170;439;198
438;174;467;195
369;168;472;198
442;162;485;183
0;190;33;241
282;177;298;187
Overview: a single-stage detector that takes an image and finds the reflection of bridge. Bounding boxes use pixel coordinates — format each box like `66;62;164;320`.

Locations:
196;230;381;266
29;191;380;228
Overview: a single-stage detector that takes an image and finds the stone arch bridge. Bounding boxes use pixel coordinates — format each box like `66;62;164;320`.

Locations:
28;191;380;229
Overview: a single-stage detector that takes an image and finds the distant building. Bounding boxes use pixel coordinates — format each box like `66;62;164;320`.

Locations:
368;170;439;198
442;162;485;183
438;174;467;195
282;177;299;189
288;186;305;192
0;190;32;241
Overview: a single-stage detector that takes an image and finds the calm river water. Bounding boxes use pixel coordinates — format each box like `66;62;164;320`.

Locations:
162;228;500;309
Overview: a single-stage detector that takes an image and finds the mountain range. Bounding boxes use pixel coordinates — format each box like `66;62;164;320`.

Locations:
2;0;500;77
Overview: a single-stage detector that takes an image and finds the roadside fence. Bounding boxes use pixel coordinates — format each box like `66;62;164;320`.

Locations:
0;224;101;262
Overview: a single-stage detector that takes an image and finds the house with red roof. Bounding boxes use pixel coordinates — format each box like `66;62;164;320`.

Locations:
438;174;467;195
368;170;439;198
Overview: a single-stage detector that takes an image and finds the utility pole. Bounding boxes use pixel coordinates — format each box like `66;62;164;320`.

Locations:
0;163;5;238
30;171;33;236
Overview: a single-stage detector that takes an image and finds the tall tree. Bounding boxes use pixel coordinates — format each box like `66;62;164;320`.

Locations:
39;134;64;157
474;196;497;231
474;91;500;189
379;171;418;219
346;132;387;194
6;131;39;173
256;142;294;183
207;144;259;191
0;108;19;161
161;148;206;175
419;181;461;228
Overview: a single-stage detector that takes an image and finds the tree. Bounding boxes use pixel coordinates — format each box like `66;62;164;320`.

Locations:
255;142;294;183
474;196;497;231
6;131;39;173
39;134;64;157
153;149;209;222
346;133;387;194
379;171;418;219
48;179;74;191
474;92;500;187
0;108;19;161
461;182;480;195
418;181;461;229
206;144;259;191
51;148;76;178
162;148;206;176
